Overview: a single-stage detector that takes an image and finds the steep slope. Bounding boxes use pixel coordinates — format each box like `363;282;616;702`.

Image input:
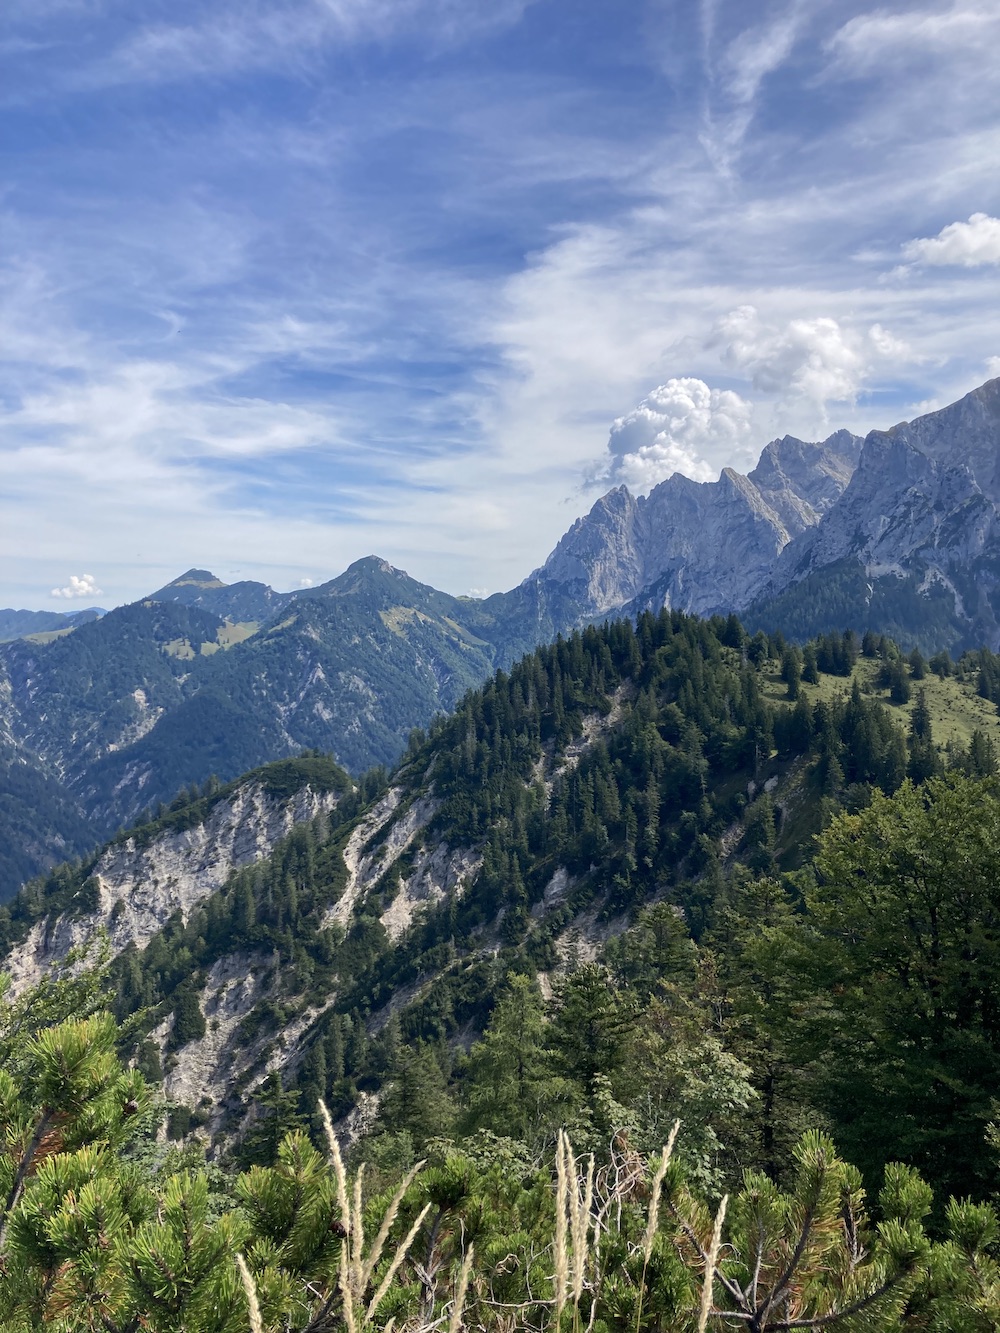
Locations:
750;379;1000;651
7;613;990;1149
1;754;352;988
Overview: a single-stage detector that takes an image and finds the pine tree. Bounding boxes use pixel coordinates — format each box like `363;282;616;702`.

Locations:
908;646;927;680
383;1042;456;1149
906;689;940;783
780;647;801;701
462;975;563;1142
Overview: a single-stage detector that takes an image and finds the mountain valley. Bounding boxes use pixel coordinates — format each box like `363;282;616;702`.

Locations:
3;378;1000;905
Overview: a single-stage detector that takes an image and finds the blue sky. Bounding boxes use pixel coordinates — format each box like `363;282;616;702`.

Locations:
2;0;1000;608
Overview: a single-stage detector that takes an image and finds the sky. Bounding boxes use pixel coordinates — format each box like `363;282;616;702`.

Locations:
2;0;1000;609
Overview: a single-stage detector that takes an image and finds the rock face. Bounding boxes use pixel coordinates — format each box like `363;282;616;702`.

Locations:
528;378;1000;651
752;378;1000;650
527;429;863;620
3;777;342;995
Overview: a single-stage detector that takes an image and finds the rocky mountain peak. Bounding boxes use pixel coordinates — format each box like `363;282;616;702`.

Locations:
161;569;227;590
530;424;865;623
749;378;1000;650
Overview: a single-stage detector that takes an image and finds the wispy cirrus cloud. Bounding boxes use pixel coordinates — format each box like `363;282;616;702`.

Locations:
71;0;535;89
826;3;1000;74
699;4;806;173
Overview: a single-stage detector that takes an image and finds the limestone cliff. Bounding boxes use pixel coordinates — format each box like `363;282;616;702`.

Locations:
754;378;1000;650
4;775;344;995
529;428;863;620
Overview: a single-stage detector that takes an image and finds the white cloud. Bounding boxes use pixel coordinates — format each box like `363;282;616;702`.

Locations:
605;378;754;492
298;576;314;586
699;8;804;174
81;0;533;88
51;573;102;599
902;213;1000;268
827;5;1000;75
868;323;911;359
715;306;909;410
988;356;1000;378
722;11;801;107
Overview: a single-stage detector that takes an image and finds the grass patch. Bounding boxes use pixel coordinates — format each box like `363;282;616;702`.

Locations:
762;658;1000;752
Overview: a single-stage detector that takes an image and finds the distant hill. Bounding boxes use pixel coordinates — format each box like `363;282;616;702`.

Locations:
148;568;294;624
0;605;104;643
0;559;546;893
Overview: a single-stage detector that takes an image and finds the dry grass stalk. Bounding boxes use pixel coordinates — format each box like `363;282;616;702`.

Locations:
319;1099;351;1228
365;1202;433;1319
235;1252;265;1333
318;1098;431;1330
448;1244;475;1333
642;1121;680;1269
696;1195;728;1333
571;1154;595;1305
363;1163;428;1288
554;1130;598;1327
555;1132;570;1326
633;1121;682;1333
352;1167;367;1305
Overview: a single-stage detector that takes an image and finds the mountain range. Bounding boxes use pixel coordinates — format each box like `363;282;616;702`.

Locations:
2;376;1000;898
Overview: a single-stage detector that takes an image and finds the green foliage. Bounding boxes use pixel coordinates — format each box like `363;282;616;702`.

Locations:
806;775;1000;1202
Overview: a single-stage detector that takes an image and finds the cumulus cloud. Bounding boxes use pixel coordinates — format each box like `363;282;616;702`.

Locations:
605;378;754;492
298;576;314;587
51;573;102;599
715;306;909;410
902;213;1000;268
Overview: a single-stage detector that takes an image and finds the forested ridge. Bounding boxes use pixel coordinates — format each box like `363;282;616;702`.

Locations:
5;610;1000;1328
